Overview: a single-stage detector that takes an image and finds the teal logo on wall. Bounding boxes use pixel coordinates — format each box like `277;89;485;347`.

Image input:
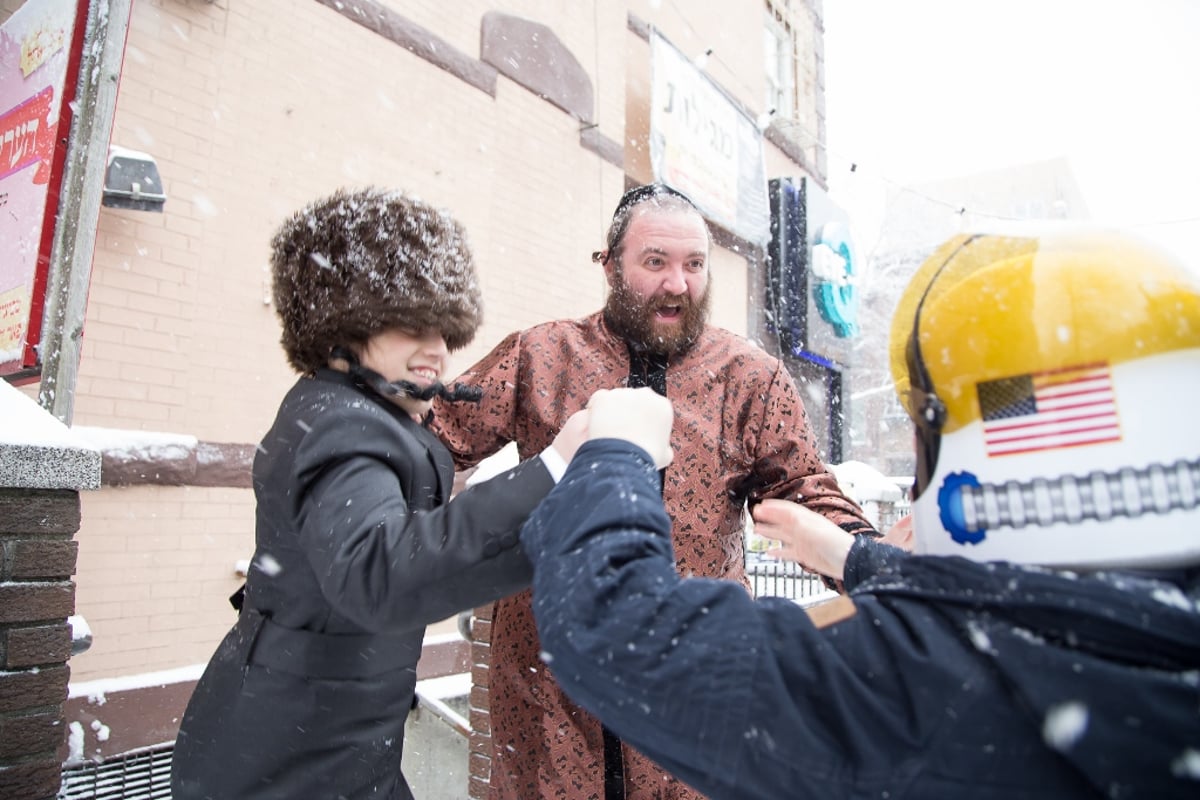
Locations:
811;221;858;338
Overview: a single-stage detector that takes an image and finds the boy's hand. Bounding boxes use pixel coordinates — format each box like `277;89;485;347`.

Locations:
587;388;674;470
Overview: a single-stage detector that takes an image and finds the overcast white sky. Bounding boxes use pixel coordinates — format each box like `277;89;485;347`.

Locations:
821;0;1200;267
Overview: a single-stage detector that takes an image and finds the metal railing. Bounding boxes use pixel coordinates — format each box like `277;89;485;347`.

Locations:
59;743;173;800
746;556;834;604
744;475;913;606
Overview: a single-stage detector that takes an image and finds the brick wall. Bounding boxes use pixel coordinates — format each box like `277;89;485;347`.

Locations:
73;484;252;678
3;0;826;795
467;604;496;800
0;489;81;800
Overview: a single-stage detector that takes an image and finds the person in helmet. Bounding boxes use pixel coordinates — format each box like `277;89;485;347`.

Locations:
171;187;586;800
516;228;1200;800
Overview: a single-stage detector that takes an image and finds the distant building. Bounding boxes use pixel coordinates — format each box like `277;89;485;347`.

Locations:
880;156;1091;253
845;157;1092;476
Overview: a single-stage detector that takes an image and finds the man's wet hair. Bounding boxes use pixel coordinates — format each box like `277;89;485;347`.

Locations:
595;184;706;266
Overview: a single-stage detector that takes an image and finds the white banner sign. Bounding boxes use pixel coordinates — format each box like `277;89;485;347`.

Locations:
649;31;770;244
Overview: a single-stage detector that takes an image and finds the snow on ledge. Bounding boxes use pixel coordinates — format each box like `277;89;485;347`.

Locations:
830;459;905;502
0;380;98;449
69;663;207;701
71;425;199;455
0;380;101;489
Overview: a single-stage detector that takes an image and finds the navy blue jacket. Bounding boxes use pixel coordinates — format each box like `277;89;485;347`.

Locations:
522;439;1200;800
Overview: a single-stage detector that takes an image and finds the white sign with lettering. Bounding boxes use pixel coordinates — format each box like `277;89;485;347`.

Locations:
649;32;769;244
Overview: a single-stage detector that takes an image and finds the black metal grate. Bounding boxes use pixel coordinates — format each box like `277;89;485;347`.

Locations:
747;557;832;603
59;743;174;800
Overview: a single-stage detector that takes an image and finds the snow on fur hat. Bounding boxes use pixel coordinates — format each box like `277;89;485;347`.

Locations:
270;187;482;375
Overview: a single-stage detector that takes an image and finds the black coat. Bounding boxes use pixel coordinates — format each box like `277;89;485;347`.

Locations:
172;369;552;800
522;439;1200;800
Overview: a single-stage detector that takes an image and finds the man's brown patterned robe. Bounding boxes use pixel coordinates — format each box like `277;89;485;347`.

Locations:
433;312;874;800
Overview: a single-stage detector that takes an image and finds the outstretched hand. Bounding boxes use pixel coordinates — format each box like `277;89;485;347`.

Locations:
587;387;674;469
751;499;855;582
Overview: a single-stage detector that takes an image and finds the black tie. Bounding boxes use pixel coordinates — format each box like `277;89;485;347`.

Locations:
600;346;670;800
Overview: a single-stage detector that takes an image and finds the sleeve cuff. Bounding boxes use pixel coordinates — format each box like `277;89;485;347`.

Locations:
539;445;569;483
843;535;908;590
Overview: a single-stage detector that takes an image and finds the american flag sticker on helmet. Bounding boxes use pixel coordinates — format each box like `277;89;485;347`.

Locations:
976;362;1122;457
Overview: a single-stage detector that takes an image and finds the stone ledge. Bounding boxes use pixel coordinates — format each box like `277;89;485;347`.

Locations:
70;427;253;488
314;0;498;96
481;11;594;123
0;381;100;491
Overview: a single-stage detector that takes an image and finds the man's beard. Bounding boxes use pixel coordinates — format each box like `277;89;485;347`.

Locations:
604;270;711;357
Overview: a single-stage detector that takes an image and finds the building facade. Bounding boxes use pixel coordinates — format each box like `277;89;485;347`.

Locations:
3;0;836;795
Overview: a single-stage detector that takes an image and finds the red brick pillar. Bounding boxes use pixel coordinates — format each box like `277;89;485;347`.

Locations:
0;385;100;800
467;602;496;800
0;488;82;800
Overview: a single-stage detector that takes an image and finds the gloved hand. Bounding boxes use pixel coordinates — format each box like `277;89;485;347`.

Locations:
586;387;674;469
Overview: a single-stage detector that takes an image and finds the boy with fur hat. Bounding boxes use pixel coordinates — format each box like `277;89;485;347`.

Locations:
172;187;585;800
518;228;1200;799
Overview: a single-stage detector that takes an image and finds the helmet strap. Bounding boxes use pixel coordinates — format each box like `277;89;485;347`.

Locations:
905;234;981;498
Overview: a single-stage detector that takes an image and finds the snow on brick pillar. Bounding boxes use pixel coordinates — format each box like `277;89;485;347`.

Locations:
0;382;100;800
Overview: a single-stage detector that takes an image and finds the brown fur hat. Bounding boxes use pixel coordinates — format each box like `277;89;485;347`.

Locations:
269;187;482;374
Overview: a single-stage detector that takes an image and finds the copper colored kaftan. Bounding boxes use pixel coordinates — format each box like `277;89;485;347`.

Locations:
433;312;874;800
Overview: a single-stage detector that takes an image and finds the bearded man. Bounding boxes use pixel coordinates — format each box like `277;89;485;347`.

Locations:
432;184;876;800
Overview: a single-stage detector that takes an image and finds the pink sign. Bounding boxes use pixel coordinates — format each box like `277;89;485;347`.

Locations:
0;0;83;377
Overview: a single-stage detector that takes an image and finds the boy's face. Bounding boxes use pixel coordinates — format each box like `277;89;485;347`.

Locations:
359;327;448;419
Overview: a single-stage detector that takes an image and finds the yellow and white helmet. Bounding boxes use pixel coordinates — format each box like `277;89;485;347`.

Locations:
889;227;1200;568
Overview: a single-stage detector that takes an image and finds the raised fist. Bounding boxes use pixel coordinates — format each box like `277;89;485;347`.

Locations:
586;388;674;469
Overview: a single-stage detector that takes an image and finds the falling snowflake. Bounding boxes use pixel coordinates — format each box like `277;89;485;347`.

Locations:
255;553;283;577
1042;701;1088;751
1171;748;1200;780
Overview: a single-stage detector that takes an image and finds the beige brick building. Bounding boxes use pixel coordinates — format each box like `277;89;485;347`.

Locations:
3;0;835;795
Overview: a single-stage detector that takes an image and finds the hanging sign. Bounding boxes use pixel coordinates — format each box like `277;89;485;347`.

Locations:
649;31;770;244
811;220;859;338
